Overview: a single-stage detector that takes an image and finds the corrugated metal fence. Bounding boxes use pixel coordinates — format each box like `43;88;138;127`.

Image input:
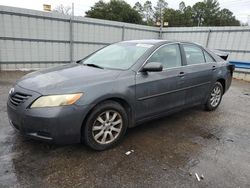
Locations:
0;5;159;70
162;27;250;65
0;5;250;71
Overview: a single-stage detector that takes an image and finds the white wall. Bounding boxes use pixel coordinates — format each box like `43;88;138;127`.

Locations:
0;5;158;70
162;26;250;62
1;5;250;71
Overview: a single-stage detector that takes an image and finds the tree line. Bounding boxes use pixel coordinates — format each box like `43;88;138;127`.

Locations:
54;0;241;27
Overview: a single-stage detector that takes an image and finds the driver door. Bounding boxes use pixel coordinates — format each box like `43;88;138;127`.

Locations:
135;43;186;121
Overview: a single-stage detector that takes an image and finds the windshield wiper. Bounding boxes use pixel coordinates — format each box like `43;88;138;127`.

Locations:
84;63;104;69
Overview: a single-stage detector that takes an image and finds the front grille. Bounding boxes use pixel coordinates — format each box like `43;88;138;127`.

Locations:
9;92;31;106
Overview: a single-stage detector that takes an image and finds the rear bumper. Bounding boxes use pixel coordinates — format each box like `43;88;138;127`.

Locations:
225;70;233;93
7;100;89;144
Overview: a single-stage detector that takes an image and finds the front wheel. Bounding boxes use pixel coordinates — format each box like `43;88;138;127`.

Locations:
205;82;223;111
83;101;128;150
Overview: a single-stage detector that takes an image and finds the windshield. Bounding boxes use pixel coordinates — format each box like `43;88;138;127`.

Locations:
81;43;153;70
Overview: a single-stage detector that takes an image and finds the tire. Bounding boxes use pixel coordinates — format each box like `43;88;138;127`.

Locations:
83;100;128;150
205;82;223;111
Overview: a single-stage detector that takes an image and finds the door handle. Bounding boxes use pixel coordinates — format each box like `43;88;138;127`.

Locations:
212;65;217;71
178;71;185;77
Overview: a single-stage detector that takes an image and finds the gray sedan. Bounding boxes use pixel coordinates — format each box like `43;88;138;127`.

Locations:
7;40;234;150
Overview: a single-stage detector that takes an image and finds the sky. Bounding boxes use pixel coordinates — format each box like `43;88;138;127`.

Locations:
0;0;250;23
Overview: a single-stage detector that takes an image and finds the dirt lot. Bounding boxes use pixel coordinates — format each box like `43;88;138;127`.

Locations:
0;71;250;188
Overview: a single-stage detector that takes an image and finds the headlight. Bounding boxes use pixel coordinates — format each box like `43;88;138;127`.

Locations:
30;93;83;108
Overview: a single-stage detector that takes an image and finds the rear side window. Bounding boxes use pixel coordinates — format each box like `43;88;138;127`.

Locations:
183;44;206;65
204;50;215;62
147;44;182;69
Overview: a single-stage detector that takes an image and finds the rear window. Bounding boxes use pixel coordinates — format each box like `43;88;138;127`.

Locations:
183;44;206;65
204;50;216;62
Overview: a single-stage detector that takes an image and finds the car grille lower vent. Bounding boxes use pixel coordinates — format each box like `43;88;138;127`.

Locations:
9;92;31;106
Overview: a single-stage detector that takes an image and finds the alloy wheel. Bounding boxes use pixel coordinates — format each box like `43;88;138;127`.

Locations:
92;110;123;144
210;86;222;107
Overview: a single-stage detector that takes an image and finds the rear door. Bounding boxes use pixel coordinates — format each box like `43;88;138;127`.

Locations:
180;43;216;105
135;43;186;120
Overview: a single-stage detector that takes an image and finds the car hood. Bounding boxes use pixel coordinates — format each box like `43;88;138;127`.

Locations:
17;63;122;94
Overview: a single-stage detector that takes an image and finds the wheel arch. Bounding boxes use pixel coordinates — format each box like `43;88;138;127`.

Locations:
80;96;134;140
217;78;226;94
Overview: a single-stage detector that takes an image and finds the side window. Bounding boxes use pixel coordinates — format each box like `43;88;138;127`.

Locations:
147;44;182;69
204;50;215;62
183;44;206;65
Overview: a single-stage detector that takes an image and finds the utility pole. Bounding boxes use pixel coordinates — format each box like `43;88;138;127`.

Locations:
159;4;163;39
70;2;74;63
72;2;74;17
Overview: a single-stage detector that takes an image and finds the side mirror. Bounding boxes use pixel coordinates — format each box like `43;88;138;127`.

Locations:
141;62;163;72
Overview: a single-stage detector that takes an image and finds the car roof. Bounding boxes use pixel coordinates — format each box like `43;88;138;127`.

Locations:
120;39;202;46
120;39;170;45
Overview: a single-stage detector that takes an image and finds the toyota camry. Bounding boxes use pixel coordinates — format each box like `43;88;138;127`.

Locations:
7;40;234;150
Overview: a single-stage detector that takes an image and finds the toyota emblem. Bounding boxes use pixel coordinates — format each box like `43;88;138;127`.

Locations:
9;88;15;95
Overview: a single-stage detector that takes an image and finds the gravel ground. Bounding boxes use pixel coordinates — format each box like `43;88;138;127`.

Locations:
0;71;250;188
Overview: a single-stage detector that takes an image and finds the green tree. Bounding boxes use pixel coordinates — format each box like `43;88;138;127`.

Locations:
163;0;240;27
133;2;144;18
86;0;240;27
143;1;154;25
163;8;184;27
179;1;186;13
178;2;194;26
203;0;220;26
192;2;206;26
191;0;240;26
163;8;176;26
154;0;168;23
163;3;194;27
183;6;195;26
85;0;143;24
216;8;240;26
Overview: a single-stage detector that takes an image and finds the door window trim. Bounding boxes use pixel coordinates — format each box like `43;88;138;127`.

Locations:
137;42;184;74
180;42;217;67
182;43;207;66
202;49;216;63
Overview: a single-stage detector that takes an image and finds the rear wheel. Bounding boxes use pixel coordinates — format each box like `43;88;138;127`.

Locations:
83;101;128;150
205;82;223;111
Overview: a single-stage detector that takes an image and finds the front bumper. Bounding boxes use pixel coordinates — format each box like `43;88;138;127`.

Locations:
7;85;89;144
